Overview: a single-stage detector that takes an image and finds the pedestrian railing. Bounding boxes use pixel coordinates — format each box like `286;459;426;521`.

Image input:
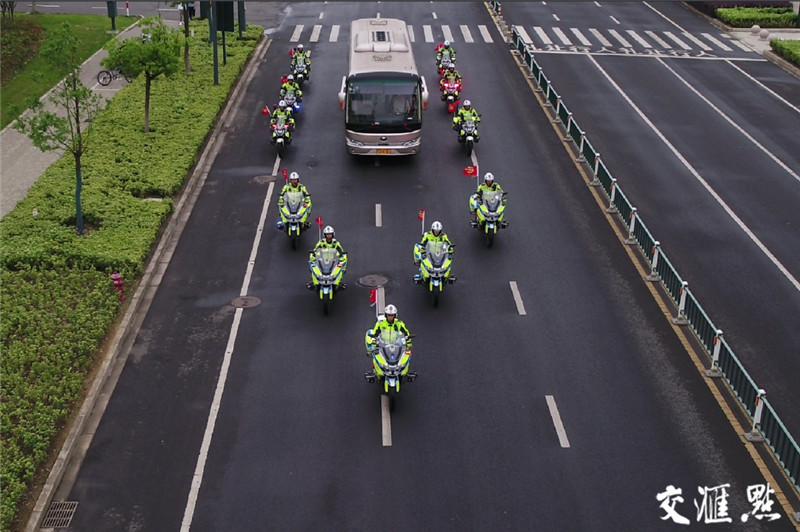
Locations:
503;19;800;495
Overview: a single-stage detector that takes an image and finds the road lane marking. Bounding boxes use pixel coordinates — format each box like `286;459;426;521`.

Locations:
571;28;593;47
290;25;303;42
381;395;392;446
644;30;671;48
181;181;275;531
681;31;712;51
442;24;454;43
478;25;494;43
588;53;800;294
608;29;632;48
700;32;732;52
460;25;474;43
546;395;571;448
329;25;340;42
375;203;382;227
589;28;613;48
423;25;434;43
724;60;800;116
663;31;691;50
309;24;322;43
626;30;652;49
509;281;527;315
533;26;553;45
553;27;572;46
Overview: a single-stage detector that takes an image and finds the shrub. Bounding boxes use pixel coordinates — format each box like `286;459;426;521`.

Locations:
716;6;798;27
0;17;44;83
688;1;791;18
771;39;800;65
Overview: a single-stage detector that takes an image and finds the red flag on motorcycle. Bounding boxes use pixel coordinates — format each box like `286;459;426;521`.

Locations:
435;43;443;52
281;75;288;84
289;48;294;57
418;209;425;221
447;102;455;114
463;165;477;177
262;106;269;115
369;288;377;306
315;217;323;228
282;168;288;181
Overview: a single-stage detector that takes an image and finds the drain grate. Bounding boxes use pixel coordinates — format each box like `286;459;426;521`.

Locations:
41;501;78;528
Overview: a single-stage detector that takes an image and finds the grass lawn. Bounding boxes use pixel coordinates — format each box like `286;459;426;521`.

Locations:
0;13;138;129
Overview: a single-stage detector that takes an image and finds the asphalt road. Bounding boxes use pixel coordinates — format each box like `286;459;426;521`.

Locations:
37;2;798;531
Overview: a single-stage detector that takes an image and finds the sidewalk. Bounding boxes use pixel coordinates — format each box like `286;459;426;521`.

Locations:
0;18;180;219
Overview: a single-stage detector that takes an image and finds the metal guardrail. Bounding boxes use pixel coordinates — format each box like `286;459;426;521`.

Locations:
504;20;800;495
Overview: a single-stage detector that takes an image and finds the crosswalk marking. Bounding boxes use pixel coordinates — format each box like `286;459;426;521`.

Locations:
645;30;672;48
478;24;494;43
682;31;712;51
534;26;553;45
285;24;758;56
589;28;614;48
700;32;732;51
571;28;592;47
423;24;433;43
309;24;322;43
626;29;652;48
442;24;454;43
553;27;572;46
608;28;632;48
664;31;692;50
290;25;303;43
460;24;474;43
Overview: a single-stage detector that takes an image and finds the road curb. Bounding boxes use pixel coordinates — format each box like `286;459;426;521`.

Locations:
23;32;273;532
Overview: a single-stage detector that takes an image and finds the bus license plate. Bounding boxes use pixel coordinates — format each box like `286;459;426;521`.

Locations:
376;149;392;155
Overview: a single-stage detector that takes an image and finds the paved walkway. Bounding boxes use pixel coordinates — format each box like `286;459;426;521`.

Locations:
0;19;180;219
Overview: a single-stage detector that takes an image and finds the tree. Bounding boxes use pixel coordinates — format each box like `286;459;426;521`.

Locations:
14;22;104;235
102;16;182;133
178;1;192;73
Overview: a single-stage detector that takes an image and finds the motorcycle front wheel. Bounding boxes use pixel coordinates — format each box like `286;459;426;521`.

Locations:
485;229;495;248
465;138;474;157
321;291;331;315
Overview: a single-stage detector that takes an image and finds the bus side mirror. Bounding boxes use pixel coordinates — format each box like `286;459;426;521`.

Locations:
420;76;429;110
338;76;346;111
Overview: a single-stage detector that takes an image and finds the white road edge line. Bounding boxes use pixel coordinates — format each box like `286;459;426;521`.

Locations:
546;395;571;448
509;281;527;315
586;54;800;294
381;395;393;446
375;203;382;227
180;181;275;531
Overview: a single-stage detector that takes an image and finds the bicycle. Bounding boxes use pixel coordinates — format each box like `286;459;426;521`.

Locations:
97;68;131;86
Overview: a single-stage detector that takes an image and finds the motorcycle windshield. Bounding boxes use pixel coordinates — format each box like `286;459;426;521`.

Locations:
274;116;287;129
294;63;307;72
284;191;304;213
377;329;407;365
440;51;451;63
462;118;476;131
482;190;502;212
283;92;297;103
425;240;449;267
315;248;339;275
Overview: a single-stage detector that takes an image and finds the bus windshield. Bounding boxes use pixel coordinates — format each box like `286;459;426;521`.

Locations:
346;77;421;133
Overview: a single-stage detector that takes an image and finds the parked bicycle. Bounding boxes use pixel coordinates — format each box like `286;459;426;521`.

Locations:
97;68;131;86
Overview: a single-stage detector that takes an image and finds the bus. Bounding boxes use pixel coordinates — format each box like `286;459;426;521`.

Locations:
338;18;429;155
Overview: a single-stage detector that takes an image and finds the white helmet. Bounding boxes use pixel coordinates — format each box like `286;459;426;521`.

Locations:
431;221;442;233
444;40;450;47
323;225;334;236
463;99;471;109
384;304;397;315
289;171;299;181
278;100;287;109
297;44;304;51
484;172;494;183
287;74;294;81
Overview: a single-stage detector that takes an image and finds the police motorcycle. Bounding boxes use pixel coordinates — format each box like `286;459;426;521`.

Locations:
470;189;508;248
292;60;309;86
440;77;462;113
364;327;416;410
281;90;301;115
276;190;311;249
269;114;291;156
453;107;479;156
413;240;457;307
437;49;456;77
308;247;347;315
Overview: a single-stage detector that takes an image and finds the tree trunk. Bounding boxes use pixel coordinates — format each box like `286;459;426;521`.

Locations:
184;7;191;73
144;76;151;133
75;153;84;235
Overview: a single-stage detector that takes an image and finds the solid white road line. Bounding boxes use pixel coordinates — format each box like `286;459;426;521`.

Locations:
546;395;571;448
725;60;800;115
509;281;527;316
375;203;382;227
381;395;392;446
181;181;275;531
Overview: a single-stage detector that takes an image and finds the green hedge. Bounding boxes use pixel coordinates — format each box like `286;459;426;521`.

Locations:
771;38;800;65
715;6;798;27
0;21;263;531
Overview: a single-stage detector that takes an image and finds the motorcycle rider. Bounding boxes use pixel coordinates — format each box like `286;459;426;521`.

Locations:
280;74;303;102
290;43;311;77
365;304;412;356
436;40;457;71
414;220;454;266
270;100;295;141
439;64;462;92
277;171;312;228
307;226;348;290
452;99;481;142
470;172;506;218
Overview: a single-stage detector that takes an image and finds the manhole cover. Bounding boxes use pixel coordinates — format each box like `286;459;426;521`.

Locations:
222;125;236;133
42;501;78;528
231;296;261;308
358;274;389;288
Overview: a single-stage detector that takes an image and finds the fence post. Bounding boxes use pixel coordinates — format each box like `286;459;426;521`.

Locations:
576;133;585;162
544;82;553;107
647;241;661;281
564;112;574;143
672;281;689;325
590;152;601;186
625;208;637;244
554;97;562;123
705;329;723;378
605;179;618;213
744;389;766;442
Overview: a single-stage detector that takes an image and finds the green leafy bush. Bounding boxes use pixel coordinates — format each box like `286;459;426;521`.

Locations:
715;6;798;27
0;20;262;531
771;39;800;66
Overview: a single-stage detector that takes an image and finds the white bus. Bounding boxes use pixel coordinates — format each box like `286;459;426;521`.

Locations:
338;18;429;155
